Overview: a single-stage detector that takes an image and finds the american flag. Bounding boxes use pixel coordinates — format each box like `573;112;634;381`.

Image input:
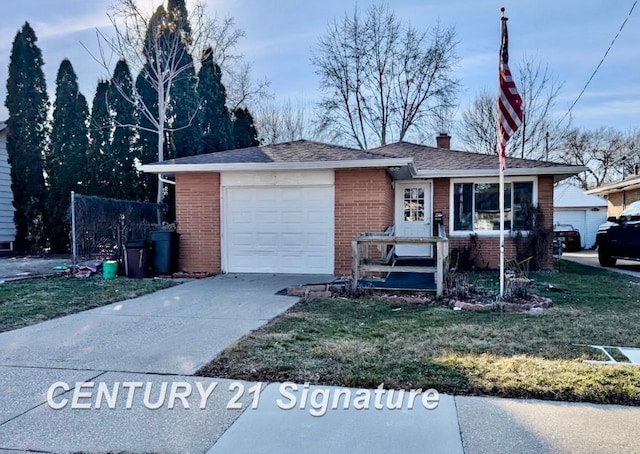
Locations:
497;13;523;171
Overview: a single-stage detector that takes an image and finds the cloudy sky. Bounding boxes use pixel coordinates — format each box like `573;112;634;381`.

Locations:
0;0;638;144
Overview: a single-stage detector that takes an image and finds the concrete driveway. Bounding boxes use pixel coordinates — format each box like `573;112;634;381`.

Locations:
0;274;329;375
562;250;640;278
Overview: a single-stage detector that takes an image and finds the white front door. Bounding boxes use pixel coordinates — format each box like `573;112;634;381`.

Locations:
394;181;433;257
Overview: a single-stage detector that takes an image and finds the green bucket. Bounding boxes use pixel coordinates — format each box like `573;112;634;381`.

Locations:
103;261;118;279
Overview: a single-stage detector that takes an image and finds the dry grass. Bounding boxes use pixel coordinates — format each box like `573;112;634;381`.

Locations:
0;275;176;332
198;261;640;405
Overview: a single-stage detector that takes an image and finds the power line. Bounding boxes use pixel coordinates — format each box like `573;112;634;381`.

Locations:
560;0;637;124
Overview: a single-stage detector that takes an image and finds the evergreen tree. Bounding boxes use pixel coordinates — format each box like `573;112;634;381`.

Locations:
86;80;111;196
166;0;202;158
4;22;48;250
108;59;139;200
232;107;259;149
134;67;160;203
198;48;232;152
46;59;90;252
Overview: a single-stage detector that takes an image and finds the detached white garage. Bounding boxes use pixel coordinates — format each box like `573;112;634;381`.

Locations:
221;171;335;274
554;183;607;249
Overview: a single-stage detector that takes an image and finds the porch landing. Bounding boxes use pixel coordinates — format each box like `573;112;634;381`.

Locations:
358;258;437;291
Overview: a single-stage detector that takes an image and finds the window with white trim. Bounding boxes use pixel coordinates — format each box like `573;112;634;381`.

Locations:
452;180;534;233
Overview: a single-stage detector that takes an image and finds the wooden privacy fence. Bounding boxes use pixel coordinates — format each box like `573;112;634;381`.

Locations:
351;232;450;296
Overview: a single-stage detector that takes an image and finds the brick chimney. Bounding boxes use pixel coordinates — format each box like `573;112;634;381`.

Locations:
436;133;451;149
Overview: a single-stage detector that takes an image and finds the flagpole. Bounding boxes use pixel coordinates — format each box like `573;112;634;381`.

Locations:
498;8;506;299
497;7;521;298
499;154;505;299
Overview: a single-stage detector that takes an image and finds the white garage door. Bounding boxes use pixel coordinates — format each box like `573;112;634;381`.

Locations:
222;173;334;274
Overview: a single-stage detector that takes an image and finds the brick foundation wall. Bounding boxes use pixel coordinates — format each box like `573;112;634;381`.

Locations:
175;173;221;273
334;169;394;275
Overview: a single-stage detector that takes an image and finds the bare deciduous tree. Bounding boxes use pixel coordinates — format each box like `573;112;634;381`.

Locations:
458;55;569;160
226;62;271;112
559;127;640;189
312;4;459;149
254;98;322;144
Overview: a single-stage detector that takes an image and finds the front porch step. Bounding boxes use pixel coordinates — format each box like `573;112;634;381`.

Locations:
359;270;436;291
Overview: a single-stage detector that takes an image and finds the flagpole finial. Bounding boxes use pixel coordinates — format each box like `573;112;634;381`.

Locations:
501;7;507;19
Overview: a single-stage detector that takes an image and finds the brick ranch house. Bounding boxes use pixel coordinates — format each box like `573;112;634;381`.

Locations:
140;138;582;276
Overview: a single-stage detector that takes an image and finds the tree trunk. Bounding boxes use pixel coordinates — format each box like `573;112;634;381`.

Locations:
156;80;165;224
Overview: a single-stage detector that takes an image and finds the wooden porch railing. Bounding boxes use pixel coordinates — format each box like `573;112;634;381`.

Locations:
351;230;449;296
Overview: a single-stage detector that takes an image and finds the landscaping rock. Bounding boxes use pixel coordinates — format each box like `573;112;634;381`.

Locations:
452;300;493;311
305;290;332;300
286;284;330;297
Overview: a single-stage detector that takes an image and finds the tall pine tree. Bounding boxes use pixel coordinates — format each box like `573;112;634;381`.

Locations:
4;22;48;250
134;66;160;203
108;59;139;200
46;59;89;252
198;48;232;152
166;0;202;158
232;107;259;149
87;80;111;196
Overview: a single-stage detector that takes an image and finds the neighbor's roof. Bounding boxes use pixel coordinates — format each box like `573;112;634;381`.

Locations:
140;139;583;180
586;175;640;196
554;182;608;208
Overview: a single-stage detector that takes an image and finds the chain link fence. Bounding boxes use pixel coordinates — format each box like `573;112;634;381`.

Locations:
71;192;161;266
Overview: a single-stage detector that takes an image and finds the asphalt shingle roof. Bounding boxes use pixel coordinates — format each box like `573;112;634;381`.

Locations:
365;142;566;171
154;139;574;171
161;140;380;165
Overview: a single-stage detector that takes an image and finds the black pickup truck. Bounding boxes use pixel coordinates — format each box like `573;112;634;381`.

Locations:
596;201;640;266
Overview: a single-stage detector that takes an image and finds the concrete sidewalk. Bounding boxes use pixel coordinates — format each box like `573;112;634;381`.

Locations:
1;274;640;453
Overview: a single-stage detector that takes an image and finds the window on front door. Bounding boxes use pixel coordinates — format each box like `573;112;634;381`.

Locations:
404;187;425;222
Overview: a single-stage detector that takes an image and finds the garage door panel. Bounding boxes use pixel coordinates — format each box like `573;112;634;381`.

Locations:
224;185;334;274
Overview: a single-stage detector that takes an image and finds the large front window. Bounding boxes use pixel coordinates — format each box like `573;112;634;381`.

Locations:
453;180;534;232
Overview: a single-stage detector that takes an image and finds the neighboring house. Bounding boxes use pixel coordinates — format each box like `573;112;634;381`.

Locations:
586;175;640;217
553;182;607;249
140;138;582;275
0;121;16;251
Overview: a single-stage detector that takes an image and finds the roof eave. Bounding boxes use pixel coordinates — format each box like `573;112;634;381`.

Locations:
414;166;586;181
139;158;415;174
586;180;640;195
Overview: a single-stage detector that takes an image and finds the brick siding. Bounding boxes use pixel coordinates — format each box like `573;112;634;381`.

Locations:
334;169;394;275
172;170;555;275
175;173;221;273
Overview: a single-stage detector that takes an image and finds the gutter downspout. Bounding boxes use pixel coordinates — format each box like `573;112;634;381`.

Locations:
159;175;176;186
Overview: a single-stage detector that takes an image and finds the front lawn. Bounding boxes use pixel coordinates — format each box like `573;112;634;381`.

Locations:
198;261;640;405
0;275;177;333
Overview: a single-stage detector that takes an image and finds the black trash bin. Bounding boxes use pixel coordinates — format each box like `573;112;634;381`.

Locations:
124;240;151;278
151;231;180;275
